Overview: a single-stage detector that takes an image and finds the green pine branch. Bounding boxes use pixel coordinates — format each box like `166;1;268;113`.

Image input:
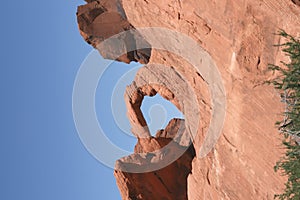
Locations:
268;30;300;200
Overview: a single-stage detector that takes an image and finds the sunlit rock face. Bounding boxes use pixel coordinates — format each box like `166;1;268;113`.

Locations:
77;0;300;199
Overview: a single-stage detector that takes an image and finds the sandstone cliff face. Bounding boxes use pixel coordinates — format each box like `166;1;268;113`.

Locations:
77;0;300;199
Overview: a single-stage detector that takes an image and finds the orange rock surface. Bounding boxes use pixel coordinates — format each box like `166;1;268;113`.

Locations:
77;0;300;199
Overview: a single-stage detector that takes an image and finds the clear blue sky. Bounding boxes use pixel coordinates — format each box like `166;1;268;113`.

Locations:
0;1;182;199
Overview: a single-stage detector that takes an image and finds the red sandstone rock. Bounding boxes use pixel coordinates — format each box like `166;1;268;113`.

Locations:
77;0;300;199
77;0;151;63
115;119;195;200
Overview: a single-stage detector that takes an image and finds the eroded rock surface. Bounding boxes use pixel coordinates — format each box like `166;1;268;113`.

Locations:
77;0;151;63
77;0;300;199
124;64;206;144
115;119;195;200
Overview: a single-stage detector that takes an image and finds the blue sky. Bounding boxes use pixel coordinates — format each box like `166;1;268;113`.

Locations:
0;1;182;199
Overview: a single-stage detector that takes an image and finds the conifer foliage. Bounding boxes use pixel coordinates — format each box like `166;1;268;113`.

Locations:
268;31;300;200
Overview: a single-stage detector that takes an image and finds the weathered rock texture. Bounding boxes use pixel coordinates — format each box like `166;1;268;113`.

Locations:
124;64;203;142
77;0;151;63
77;0;300;199
115;119;195;200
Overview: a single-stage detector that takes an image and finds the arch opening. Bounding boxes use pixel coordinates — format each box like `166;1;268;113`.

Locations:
141;94;184;136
